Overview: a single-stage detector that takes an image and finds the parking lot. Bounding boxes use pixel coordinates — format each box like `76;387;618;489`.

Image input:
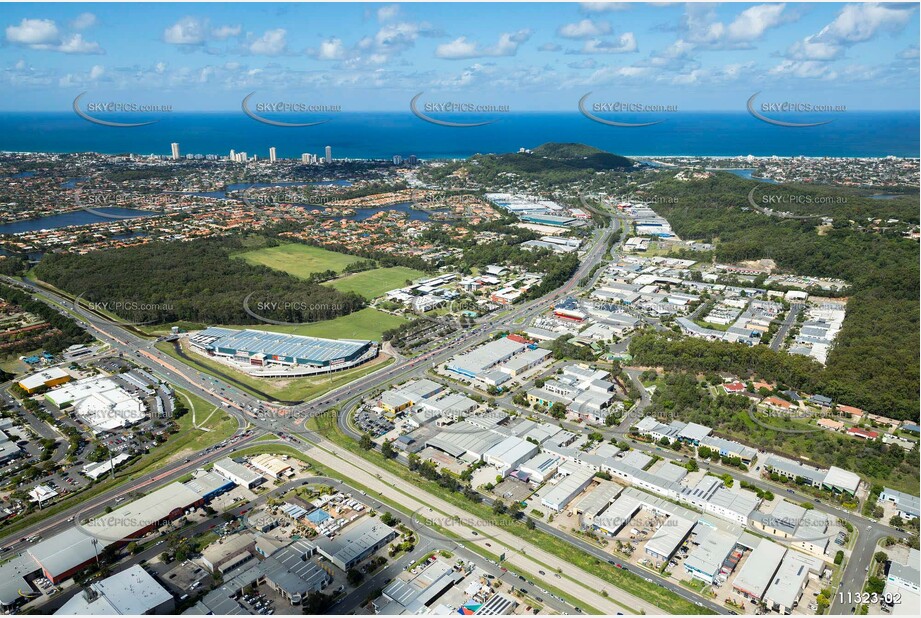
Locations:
354;407;395;437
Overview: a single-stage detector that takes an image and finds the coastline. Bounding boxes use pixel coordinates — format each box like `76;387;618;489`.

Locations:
2;149;918;161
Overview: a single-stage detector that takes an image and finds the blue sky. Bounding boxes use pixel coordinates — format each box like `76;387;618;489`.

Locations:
1;2;918;111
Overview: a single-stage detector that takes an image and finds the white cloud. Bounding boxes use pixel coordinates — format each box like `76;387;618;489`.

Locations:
898;44;919;60
314;37;347;60
567;58;598;69
726;4;788;42
821;2;913;45
308;20;438;68
538;42;562;52
6;18;59;46
572;32;637;54
5;17;103;53
212;25;242;40
558;19;612;40
377;4;400;22
769;59;836;79
163;17;207;45
435;29;531;59
435;37;479;59
57;33;103;54
70;13;97;30
677;3;791;51
786;3;914;61
579;2;628;13
248;29;287;55
374;21;432;55
786;36;841;61
89;64;105;80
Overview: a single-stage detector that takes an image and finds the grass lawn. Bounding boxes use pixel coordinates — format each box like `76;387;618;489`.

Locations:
155;338;395;402
140;306;405;339
233;243;361;279
693;318;730;332
167;388;239;457
1;349;42;374
325;266;425;299
226;308;407;341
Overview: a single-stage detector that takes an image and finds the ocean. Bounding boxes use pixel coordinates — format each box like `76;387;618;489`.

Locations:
0;112;917;160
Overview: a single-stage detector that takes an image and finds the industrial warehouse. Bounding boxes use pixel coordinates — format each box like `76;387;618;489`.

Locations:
0;472;234;607
44;376;146;433
188;327;378;376
443;335;551;389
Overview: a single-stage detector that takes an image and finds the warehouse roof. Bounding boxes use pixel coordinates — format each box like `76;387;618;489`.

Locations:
766;551;823;609
881;488;921;518
575;482;622;517
824;466;860;493
684;527;739;578
0;554;41;606
314;518;394;566
426;424;504;458
29;526;110;580
707;488;760;519
700;436;757;461
645;514;695;560
541;468;595;509
619;450;653;470
678;422;712;443
448;338;527;376
519;453;561;476
764;455;826;485
81;481;203;544
733;542;786;599
502;348;551;373
197;327;370;363
215;458;263;485
54;565;173;615
184;471;234;499
484;437;537;465
18;367;70;391
593;492;642;534
655;463;689;484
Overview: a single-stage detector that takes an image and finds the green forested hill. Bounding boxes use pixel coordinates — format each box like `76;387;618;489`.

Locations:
633;173;919;420
33;238;366;326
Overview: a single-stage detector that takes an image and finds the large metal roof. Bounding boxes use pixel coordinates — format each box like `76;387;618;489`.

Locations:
198;327;370;363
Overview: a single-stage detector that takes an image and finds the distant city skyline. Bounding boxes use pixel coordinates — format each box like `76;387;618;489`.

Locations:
0;2;918;112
